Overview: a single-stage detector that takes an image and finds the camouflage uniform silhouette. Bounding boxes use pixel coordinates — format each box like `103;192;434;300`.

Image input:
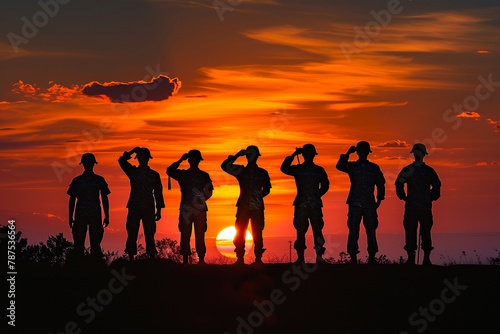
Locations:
67;153;110;257
395;143;441;265
167;150;213;264
221;146;271;263
119;147;164;258
281;144;329;263
337;142;385;264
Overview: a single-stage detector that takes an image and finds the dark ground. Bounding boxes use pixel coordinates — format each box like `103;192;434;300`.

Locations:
11;260;500;334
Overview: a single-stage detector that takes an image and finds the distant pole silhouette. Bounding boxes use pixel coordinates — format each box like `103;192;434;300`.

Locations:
67;153;110;260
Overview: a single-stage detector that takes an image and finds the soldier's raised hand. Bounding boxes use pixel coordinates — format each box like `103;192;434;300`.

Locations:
347;146;357;155
181;153;190;161
236;149;247;157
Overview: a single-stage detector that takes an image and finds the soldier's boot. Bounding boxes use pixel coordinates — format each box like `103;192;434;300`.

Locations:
255;248;266;264
368;252;378;265
295;249;305;264
198;255;206;265
128;254;135;261
183;255;189;265
348;253;357;265
316;248;325;264
423;251;432;266
405;251;415;265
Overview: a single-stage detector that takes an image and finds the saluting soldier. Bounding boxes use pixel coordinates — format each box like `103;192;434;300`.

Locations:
281;144;329;263
336;141;385;264
167;149;213;264
221;146;271;265
119;147;164;260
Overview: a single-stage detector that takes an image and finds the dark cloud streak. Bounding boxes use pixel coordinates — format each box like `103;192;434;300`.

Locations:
81;75;180;103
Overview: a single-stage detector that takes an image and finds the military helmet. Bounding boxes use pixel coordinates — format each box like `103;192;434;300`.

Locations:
246;145;261;157
80;153;98;164
356;141;372;153
188;149;203;161
135;147;153;159
410;143;428;155
302;143;318;155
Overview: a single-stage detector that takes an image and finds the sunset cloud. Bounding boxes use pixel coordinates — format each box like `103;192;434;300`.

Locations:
81;75;181;103
377;140;410;148
456;111;480;119
487;119;500;132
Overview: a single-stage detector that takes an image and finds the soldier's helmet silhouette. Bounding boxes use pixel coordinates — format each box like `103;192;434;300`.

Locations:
188;149;204;161
410;143;428;155
135;147;153;159
80;153;98;164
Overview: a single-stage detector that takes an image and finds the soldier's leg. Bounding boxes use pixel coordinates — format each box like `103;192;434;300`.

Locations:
309;207;326;259
293;207;309;261
250;210;265;260
347;205;363;255
234;209;250;259
420;207;434;265
72;217;88;256
142;209;158;256
193;210;208;261
88;215;104;257
179;207;194;258
125;210;141;256
363;207;379;254
403;207;419;252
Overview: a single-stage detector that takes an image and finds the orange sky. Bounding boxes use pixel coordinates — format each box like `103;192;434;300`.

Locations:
1;0;499;254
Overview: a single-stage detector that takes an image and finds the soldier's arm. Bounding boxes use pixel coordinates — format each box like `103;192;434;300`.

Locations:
280;155;295;175
166;153;189;179
118;148;138;177
336;148;354;173
262;171;272;198
102;193;110;227
153;174;165;221
395;168;408;201
319;169;330;197
376;167;386;202
68;196;76;228
221;151;245;176
430;169;442;201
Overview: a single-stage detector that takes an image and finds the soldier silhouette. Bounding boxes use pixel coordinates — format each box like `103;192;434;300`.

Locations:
221;145;271;265
281;144;329;263
67;153;110;259
119;147;164;260
336;141;385;264
167;150;213;265
395;143;441;265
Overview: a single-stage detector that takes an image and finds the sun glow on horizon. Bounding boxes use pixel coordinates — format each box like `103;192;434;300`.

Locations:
215;226;253;258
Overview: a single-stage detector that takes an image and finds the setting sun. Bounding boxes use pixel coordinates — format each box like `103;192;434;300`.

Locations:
215;226;253;258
